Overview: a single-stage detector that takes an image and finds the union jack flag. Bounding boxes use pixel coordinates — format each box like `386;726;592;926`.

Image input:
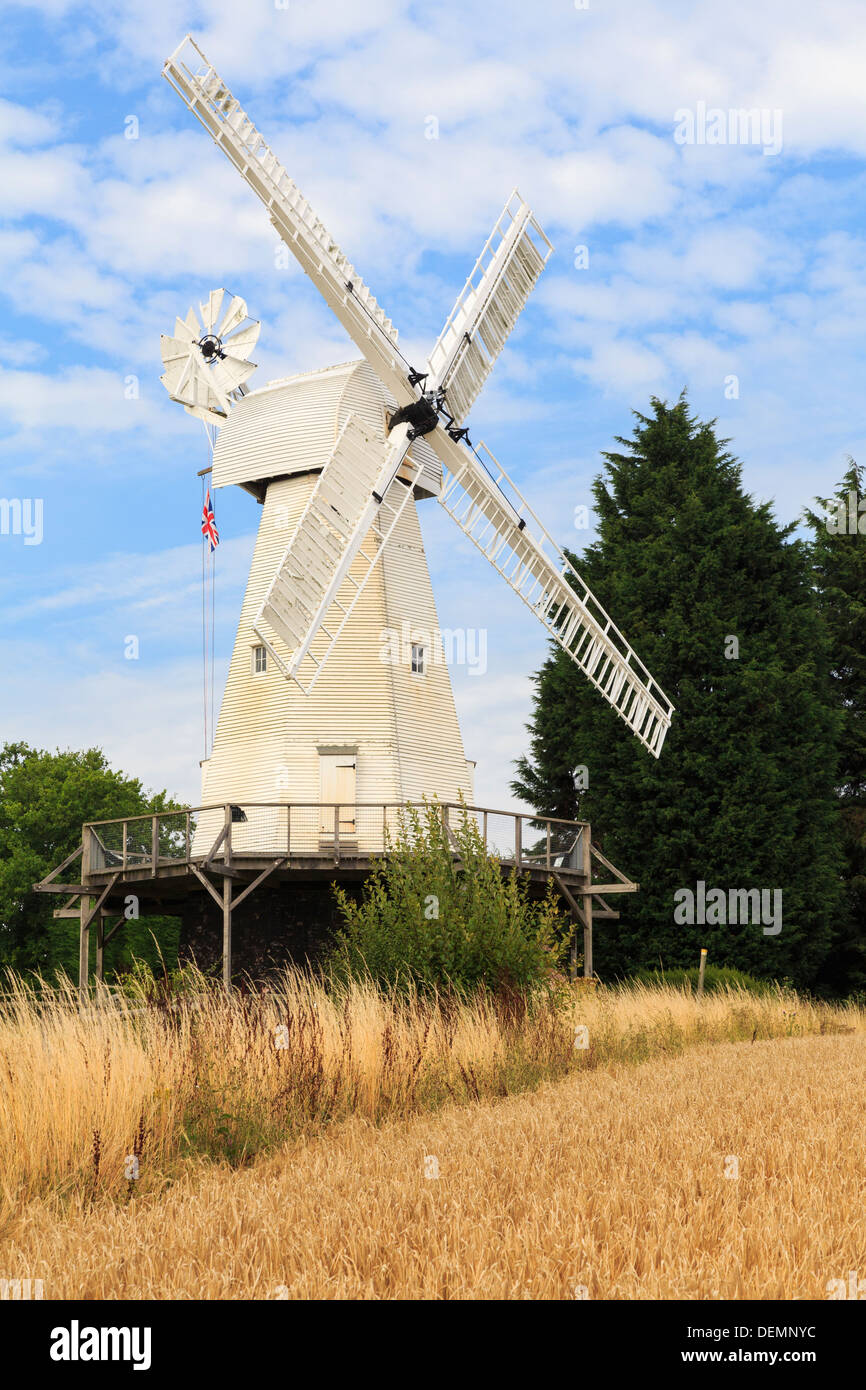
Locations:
201;489;219;551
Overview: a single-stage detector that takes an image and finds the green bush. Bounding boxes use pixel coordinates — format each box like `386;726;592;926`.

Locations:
329;801;571;995
629;963;778;996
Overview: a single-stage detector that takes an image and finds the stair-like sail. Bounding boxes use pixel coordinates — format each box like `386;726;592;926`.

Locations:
427;192;553;422
433;434;674;756
254;415;420;692
163;36;414;412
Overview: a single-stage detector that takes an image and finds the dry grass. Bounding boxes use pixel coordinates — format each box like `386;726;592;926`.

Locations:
0;967;861;1228
3;1033;864;1298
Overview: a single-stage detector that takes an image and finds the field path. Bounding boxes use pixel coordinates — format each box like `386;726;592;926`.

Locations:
5;1033;865;1299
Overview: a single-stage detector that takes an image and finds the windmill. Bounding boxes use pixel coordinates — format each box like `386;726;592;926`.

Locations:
160;35;674;854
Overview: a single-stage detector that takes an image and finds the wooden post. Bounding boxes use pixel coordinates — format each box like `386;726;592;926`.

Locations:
224;804;233;868
287;803;292;858
96;914;105;985
79;827;92;1003
582;826;593;980
185;811;191;861
333;804;340;865
222;874;232;989
122;820;128;872
546;823;551;870
151;814;159;877
515;815;522;867
697;947;708;999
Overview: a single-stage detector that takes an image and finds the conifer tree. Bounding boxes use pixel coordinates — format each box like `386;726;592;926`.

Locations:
513;396;842;987
805;460;866;993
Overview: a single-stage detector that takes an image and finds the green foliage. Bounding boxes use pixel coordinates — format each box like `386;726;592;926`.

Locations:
0;742;182;979
513;395;843;990
805;459;866;993
329;801;571;994
628;964;777;996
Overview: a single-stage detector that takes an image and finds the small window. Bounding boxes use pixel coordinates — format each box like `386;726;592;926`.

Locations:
252;644;267;674
411;643;425;675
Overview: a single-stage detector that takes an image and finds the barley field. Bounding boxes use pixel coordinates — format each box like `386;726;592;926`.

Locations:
1;973;863;1298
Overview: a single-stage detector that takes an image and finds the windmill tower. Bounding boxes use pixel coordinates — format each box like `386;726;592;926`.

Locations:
160;36;675;855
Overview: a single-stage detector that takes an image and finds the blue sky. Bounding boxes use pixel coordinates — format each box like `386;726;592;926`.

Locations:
2;0;865;809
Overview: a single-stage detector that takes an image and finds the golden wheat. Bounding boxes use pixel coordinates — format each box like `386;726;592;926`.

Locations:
2;1033;864;1298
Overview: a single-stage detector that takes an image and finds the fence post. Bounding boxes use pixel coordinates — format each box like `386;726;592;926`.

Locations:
515;815;522;867
122;820;128;872
333;805;340;865
697;947;708;999
185;811;191;862
546;822;551;869
151;815;159;877
287;803;292;858
224;804;233;868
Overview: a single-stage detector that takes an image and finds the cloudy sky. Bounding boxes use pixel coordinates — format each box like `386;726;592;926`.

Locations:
2;0;865;810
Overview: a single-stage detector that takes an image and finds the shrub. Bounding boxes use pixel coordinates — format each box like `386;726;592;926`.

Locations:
329;801;571;994
628;963;776;996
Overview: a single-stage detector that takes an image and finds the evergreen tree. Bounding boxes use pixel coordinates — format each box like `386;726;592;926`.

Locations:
513;395;842;988
0;743;181;979
805;460;866;993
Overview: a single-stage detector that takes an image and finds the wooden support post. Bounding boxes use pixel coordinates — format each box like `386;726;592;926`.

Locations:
151;814;159;877
79;898;92;1002
96;915;105;985
515;815;522;867
222;873;232;989
582;826;593;980
122;820;128;872
224;803;233;868
79;826;92;1002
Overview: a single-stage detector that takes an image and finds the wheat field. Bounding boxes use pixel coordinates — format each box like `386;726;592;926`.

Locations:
2;1033;864;1299
1;974;863;1298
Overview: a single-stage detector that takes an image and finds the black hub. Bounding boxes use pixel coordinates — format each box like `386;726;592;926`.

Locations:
198;333;224;362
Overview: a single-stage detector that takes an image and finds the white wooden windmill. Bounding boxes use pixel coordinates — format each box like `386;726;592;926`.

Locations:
160;35;674;853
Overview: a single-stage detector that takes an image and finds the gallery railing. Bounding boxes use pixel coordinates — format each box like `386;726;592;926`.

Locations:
81;802;591;877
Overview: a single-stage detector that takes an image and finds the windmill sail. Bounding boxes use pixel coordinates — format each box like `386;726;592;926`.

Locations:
163;36;414;413
427;192;553;423
254;415;420;690
432;432;674;757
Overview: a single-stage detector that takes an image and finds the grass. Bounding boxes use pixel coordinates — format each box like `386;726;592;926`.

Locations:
0;965;861;1233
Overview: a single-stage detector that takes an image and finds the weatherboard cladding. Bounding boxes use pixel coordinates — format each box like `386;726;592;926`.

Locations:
212;359;441;498
196;367;470;856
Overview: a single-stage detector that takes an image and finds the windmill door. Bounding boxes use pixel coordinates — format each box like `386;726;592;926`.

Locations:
319;753;357;838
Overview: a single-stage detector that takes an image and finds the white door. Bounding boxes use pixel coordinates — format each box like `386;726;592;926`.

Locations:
319;754;356;837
